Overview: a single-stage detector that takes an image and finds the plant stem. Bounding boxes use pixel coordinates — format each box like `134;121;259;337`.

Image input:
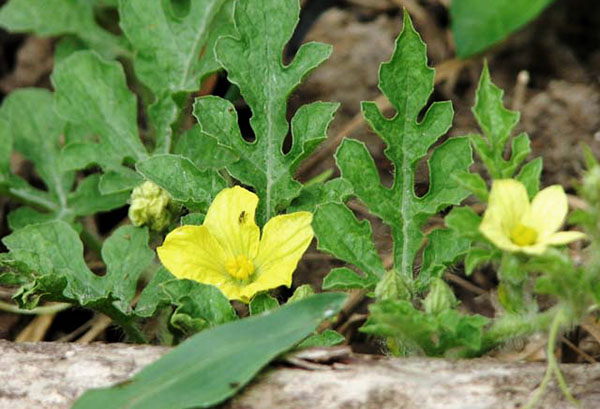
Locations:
480;308;556;352
120;320;148;344
522;308;578;409
0;301;71;315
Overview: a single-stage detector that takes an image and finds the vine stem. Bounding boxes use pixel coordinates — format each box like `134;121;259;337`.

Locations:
0;301;70;315
522;308;579;409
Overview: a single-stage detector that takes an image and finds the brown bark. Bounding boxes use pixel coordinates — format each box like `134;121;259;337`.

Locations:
1;340;599;409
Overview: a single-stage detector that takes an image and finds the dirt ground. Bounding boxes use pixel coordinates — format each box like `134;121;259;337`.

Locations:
0;0;599;363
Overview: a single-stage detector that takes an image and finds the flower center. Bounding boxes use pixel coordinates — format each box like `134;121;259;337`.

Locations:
509;223;538;246
225;255;255;280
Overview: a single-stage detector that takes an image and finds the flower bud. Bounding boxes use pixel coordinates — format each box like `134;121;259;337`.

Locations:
375;270;410;301
581;165;600;204
423;278;457;315
128;181;179;231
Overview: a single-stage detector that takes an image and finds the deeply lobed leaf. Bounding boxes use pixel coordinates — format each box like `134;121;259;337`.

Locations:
194;0;338;224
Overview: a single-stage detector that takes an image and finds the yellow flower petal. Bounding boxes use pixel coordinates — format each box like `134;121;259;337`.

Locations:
253;212;314;291
518;243;549;256
526;185;568;239
480;179;530;245
157;225;229;285
203;186;260;260
543;231;586;246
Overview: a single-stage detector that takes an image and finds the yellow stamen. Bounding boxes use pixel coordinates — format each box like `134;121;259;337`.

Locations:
509;223;538;246
225;255;255;280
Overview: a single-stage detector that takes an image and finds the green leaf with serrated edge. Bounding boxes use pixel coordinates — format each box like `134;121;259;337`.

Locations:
470;64;533;179
361;299;488;357
72;292;347;409
0;0;126;59
298;329;345;348
336;12;471;285
135;268;174;318
465;247;498;275
2;221;155;330
195;0;334;224
516;157;543;198
119;0;234;153
287;284;315;304
453;171;488;201
2;221;105;305
162;279;237;335
102;226;154;314
0;89;125;226
52;51;148;172
313;202;384;280
288;102;340;172
0;88;71;205
322;267;378;291
174;125;238;170
445;206;482;241
451;0;555;58
67;174;130;216
119;0;231;95
249;292;279;315
418;228;470;291
503;132;531;177
136;154;226;212
288;178;353;213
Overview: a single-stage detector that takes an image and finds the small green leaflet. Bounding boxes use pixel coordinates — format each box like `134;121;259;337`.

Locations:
361;299;489;357
249;292;279;315
313;202;383;291
314;12;472;294
194;0;339;224
0;0;127;59
451;0;556;58
466;63;542;195
72;293;347;409
0;88;129;228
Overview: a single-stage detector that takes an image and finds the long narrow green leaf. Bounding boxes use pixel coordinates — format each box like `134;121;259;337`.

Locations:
72;292;347;409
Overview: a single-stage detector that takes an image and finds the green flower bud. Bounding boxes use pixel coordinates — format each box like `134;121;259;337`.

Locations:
581;165;600;204
375;270;411;301
128;181;179;231
423;278;457;315
287;284;315;304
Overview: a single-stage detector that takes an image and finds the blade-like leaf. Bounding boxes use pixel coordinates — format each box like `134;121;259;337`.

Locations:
451;0;555;58
72;292;347;409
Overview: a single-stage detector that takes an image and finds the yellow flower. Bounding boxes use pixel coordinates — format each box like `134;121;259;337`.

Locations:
157;186;314;302
479;179;585;255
